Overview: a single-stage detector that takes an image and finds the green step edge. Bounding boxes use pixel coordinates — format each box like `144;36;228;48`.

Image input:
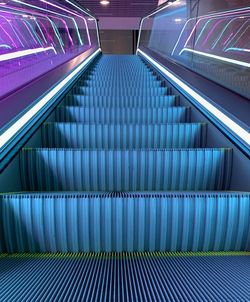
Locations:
1;251;250;259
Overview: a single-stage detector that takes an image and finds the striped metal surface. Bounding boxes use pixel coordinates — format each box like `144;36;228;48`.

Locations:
78;80;163;87
1;192;249;253
63;95;177;107
42;123;207;149
20;149;232;191
0;252;250;301
55;106;190;123
74;87;169;96
82;75;160;81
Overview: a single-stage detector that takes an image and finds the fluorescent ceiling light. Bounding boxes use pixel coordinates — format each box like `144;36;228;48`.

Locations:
0;49;101;149
137;49;250;147
100;0;110;6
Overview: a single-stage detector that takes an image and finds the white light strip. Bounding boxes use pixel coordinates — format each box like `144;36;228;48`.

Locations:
137;49;250;146
226;47;250;53
179;48;250;68
0;48;101;149
0;46;56;62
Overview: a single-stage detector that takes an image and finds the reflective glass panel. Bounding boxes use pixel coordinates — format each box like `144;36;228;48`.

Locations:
139;0;250;99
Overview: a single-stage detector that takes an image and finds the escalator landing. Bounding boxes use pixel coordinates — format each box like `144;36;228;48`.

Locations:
1;252;250;302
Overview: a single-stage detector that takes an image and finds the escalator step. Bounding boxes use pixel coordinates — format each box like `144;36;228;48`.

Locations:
1;51;245;300
20;149;232;191
82;75;158;81
42;123;207;149
73;87;169;96
55;106;190;123
0;253;249;301
0;192;249;253
78;80;163;87
63;95;177;107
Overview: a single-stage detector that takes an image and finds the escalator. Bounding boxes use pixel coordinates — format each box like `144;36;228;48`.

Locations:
0;55;250;301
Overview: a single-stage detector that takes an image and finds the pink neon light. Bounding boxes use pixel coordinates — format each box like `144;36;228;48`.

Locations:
0;15;24;47
223;32;234;46
183;9;250;49
47;16;74;46
60;18;74;46
223;21;249;49
22;21;39;45
39;0;91;45
2;4;75;47
184;19;202;48
201;20;224;47
0;24;18;48
11;21;27;46
38;20;54;44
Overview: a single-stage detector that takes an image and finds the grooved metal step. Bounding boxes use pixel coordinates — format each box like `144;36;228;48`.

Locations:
55;106;190;123
1;193;249;253
63;95;177;107
0;252;249;302
42;123;207;149
75;86;168;94
78;80;163;87
20;149;232;191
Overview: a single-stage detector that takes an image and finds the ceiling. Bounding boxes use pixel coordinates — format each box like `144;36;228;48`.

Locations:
75;0;159;17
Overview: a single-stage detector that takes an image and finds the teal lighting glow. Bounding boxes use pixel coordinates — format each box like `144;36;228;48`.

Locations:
179;48;250;68
11;0;87;46
137;49;250;147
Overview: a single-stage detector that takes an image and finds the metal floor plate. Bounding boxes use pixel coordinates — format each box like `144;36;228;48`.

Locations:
0;252;250;302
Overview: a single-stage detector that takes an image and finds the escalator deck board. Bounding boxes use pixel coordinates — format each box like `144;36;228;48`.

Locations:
0;252;250;302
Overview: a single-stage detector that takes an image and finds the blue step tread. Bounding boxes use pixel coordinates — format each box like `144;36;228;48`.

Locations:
63;95;177;107
82;76;158;81
55;106;190;123
0;192;249;253
74;87;169;96
78;80;163;87
0;253;249;301
20;149;232;191
42;123;207;148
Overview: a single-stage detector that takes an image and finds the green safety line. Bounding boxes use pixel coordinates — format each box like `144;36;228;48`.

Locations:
1;251;249;260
